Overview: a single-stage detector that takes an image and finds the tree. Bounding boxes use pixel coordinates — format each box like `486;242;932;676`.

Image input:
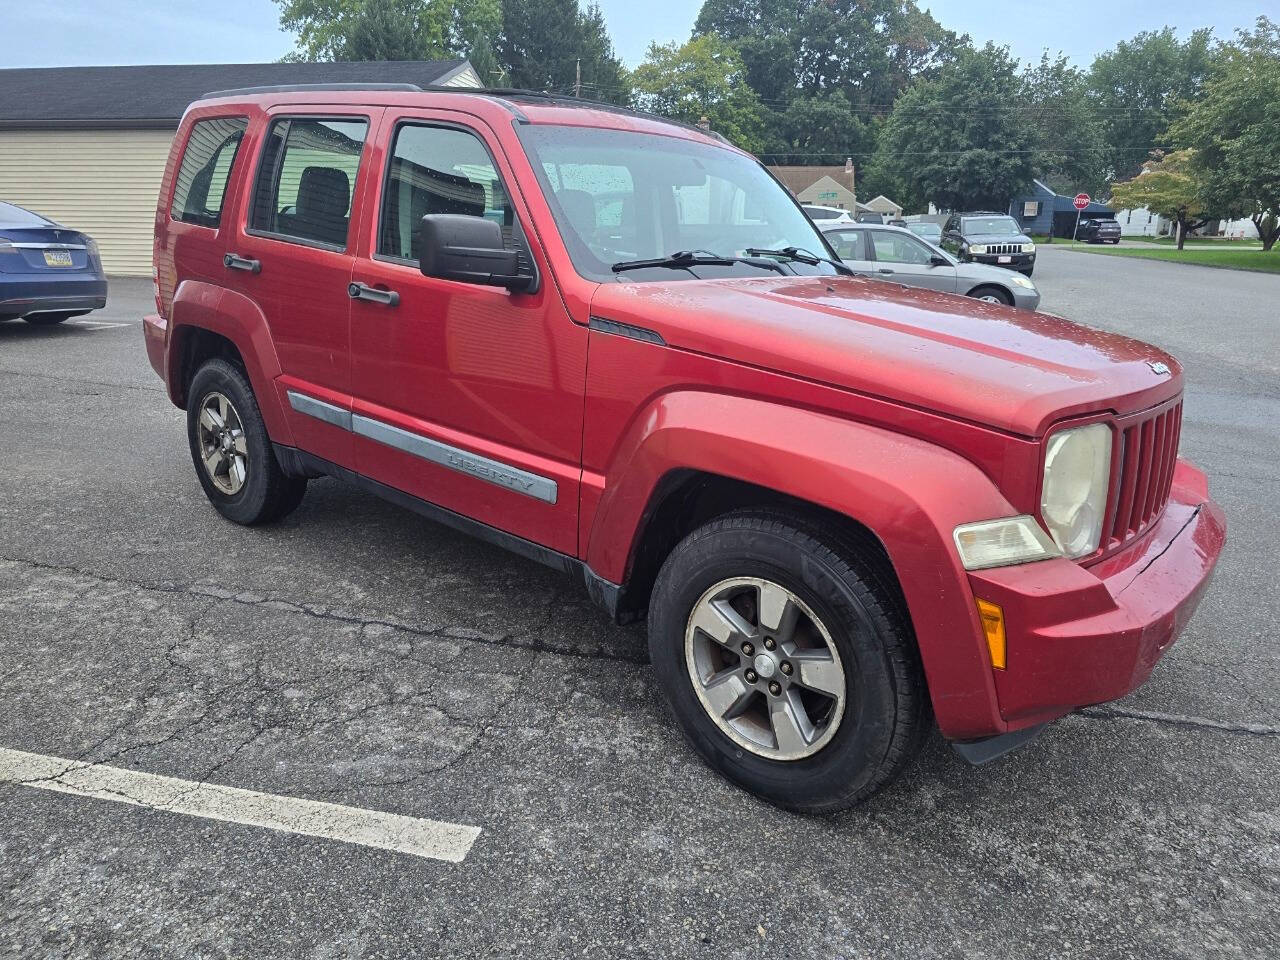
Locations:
276;0;451;61
632;35;768;153
1170;17;1280;251
1107;150;1211;250
871;44;1035;211
499;0;630;104
1088;27;1216;181
763;91;873;167
451;0;504;85
1021;53;1107;195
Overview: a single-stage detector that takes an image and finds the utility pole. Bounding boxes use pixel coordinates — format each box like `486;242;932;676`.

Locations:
574;59;581;99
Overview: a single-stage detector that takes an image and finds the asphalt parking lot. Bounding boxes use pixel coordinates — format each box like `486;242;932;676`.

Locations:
2;247;1277;959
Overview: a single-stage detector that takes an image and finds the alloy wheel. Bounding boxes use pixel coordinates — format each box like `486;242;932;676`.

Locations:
196;391;249;495
684;576;847;760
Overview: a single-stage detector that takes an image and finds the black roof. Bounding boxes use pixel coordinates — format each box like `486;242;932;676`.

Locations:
0;60;474;128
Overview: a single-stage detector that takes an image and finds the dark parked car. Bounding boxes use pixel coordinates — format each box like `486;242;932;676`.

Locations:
1077;218;1122;243
856;212;885;224
0;201;107;325
941;212;1036;276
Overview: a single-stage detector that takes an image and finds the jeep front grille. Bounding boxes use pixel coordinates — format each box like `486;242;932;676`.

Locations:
1103;398;1183;551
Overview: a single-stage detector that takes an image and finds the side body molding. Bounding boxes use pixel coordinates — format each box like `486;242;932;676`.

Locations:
584;390;1020;740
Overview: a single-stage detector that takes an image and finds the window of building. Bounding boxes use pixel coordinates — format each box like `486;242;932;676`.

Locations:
251;118;368;249
170;117;247;228
378;124;517;263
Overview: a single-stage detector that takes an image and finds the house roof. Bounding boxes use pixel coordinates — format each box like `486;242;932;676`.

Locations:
0;60;475;128
769;165;855;197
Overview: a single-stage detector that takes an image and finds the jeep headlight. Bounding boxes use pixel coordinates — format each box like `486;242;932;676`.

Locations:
1021;242;1036;254
968;244;987;255
954;516;1060;570
1041;423;1112;558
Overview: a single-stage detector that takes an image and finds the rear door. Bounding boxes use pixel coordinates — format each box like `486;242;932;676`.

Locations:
866;229;958;293
220;107;381;471
346;110;587;556
824;227;875;276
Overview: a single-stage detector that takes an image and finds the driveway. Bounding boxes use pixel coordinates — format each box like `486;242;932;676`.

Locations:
1;265;1276;959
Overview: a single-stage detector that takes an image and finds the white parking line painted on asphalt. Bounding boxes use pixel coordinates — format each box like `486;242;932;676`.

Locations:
67;319;131;330
0;748;481;863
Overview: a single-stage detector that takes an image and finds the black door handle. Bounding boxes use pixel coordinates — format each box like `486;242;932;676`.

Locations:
878;267;895;275
224;253;261;273
348;282;400;307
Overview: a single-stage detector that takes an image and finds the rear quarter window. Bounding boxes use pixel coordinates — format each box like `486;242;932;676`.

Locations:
170;117;248;228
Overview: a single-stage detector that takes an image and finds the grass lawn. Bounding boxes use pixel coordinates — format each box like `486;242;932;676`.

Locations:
1142;235;1262;248
1067;244;1280;273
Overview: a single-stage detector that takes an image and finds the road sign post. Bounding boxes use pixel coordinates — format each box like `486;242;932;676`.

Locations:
1072;193;1090;247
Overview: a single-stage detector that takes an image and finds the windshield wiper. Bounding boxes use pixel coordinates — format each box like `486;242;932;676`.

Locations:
744;246;854;276
612;250;786;275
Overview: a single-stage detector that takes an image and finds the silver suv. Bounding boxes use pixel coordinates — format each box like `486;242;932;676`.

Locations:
821;222;1040;309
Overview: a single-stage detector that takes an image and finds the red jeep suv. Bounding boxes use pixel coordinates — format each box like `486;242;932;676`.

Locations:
143;85;1225;811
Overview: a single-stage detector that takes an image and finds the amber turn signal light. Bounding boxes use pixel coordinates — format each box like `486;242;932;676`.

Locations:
976;598;1007;670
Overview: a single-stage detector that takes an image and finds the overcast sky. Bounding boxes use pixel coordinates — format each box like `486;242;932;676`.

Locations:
1;0;1265;71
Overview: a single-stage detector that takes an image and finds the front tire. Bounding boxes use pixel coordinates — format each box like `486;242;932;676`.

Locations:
969;285;1013;306
186;358;306;525
647;511;927;812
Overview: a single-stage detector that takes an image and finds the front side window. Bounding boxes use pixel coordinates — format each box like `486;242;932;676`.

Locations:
871;231;936;265
378;123;518;263
171;116;247;228
519;125;839;281
250;117;369;249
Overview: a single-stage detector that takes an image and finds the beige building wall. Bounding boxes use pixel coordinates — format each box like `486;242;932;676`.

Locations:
0;128;174;276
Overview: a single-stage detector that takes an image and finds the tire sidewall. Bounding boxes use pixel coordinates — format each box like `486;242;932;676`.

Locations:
649;523;902;809
186;359;275;525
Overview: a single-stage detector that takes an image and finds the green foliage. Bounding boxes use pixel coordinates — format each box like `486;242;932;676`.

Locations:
632;34;767;153
763;91;874;167
277;0;452;61
1021;53;1107;195
871;44;1035;211
499;0;630;104
1107;149;1209;248
1087;26;1216;181
1170;17;1280;250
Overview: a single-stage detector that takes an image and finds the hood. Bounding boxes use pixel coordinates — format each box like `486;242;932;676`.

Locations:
965;231;1032;245
591;275;1181;437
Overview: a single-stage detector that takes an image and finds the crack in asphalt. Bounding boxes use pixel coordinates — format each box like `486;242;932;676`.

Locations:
1078;705;1280;738
0;367;166;395
0;554;645;666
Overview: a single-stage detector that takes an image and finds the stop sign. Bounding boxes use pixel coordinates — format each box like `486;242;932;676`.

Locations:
1073;193;1091;210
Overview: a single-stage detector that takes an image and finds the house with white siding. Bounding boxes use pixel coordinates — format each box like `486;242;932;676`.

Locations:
0;60;481;276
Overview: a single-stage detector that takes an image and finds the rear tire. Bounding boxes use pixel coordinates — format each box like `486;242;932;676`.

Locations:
647;510;927;813
186;358;306;525
23;311;85;326
968;285;1013;306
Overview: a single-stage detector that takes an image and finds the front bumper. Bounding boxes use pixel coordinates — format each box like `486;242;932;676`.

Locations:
0;275;108;318
963;460;1225;734
966;252;1035;272
1009;286;1041;311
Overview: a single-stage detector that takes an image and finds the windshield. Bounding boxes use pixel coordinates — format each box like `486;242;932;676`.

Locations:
907;222;941;239
963;216;1021;236
518;125;839;281
0;201;52;227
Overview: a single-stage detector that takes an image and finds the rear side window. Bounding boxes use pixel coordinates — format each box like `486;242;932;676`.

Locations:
170;117;247;228
827;229;866;261
250;118;369;249
378;123;516;262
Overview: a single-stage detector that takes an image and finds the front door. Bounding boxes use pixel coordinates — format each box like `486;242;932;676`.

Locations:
348;112;587;556
223;109;380;470
866;229;958;293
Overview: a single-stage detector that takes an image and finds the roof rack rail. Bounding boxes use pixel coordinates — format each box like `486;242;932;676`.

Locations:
200;82;423;99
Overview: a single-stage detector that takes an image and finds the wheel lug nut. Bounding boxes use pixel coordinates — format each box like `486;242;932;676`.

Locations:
741;641;754;656
780;661;793;676
768;681;782;696
763;637;776;651
744;669;758;683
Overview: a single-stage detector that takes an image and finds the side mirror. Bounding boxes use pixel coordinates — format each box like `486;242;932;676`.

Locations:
929;255;949;267
418;214;533;292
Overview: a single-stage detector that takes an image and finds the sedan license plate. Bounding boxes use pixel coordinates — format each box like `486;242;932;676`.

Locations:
997;255;1012;264
43;249;74;267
